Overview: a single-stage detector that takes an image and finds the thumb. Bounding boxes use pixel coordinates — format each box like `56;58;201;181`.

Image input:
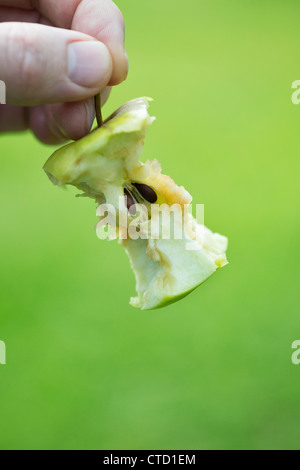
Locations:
0;22;113;106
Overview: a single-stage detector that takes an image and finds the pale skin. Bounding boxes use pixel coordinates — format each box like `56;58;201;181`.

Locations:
0;0;128;144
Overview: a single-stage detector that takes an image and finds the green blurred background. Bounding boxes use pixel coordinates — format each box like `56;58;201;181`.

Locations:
0;0;299;450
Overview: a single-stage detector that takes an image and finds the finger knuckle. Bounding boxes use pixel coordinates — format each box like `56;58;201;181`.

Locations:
5;24;44;89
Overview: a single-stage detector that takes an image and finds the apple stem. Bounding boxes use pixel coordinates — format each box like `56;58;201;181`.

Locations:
94;93;103;128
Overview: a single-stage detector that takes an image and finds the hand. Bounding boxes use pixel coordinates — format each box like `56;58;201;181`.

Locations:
0;0;128;144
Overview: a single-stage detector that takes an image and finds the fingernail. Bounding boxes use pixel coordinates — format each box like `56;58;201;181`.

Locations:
68;41;111;88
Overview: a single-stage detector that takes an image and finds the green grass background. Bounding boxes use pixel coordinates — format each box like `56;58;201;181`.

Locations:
0;0;299;450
